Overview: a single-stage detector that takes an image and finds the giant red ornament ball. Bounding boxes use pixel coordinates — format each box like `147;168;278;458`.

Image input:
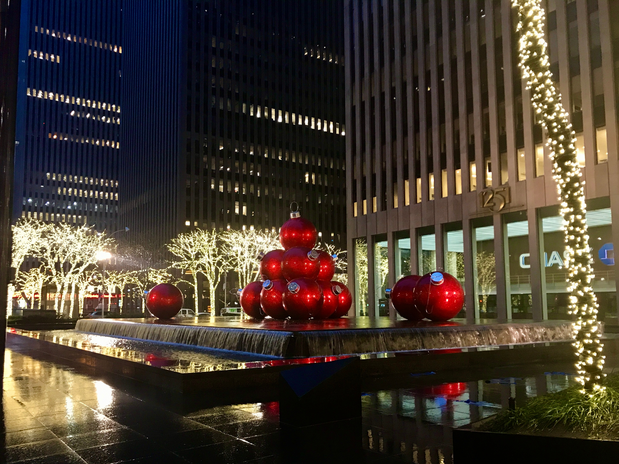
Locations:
260;249;285;280
260;279;288;319
283;278;323;319
146;283;184;319
390;275;424;321
316;250;336;282
413;271;464;321
240;281;265;319
282;247;320;281
329;281;352;318
279;211;318;250
315;280;338;319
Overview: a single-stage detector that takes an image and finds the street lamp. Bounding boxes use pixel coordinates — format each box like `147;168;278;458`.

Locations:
96;250;112;316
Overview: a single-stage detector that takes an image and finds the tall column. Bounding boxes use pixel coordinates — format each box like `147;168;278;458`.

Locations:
494;214;510;322
528;208;547;321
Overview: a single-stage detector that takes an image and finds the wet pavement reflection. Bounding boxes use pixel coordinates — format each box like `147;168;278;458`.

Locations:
0;340;584;463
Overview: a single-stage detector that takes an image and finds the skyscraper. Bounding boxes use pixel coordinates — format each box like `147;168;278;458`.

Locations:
120;0;346;249
345;0;619;321
13;0;122;231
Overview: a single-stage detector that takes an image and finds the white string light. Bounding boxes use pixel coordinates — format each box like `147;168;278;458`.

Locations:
512;0;604;393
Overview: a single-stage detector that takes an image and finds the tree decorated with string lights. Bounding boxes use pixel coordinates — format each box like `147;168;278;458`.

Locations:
513;0;603;392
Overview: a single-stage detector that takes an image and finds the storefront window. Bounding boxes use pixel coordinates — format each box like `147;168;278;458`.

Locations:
419;231;436;275
474;224;496;319
506;215;532;319
374;237;389;317
354;238;369;316
542;215;569;318
394;231;411;279
445;227;466;318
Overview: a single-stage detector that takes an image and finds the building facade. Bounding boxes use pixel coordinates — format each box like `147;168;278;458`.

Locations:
120;0;346;250
345;0;619;322
13;0;122;231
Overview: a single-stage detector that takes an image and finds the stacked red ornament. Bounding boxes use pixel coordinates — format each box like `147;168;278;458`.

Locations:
239;205;352;320
387;271;464;322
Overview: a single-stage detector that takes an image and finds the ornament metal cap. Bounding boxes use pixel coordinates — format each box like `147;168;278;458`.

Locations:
290;201;300;218
308;250;319;260
385;288;392;298
288;282;300;294
236;289;243;297
333;285;343;295
430;272;444;285
263;280;273;290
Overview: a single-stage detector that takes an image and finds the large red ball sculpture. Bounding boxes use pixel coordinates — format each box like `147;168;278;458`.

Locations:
283;278;323;319
260;250;285;280
279;211;318;250
390;275;425;321
282;247;320;281
315;280;338;319
146;283;184;319
260;280;288;319
240;281;265;319
316;251;336;282
329;282;352;318
413;271;464;321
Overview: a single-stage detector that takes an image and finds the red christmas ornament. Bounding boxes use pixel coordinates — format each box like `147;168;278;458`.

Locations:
422;382;467;400
260;280;288;319
390;275;424;321
315;280;338;319
279;210;318;250
145;353;175;367
146;283;184;319
316;250;336;281
412;271;464;321
282;247;320;281
240;281;265;319
283;278;323;319
329;282;352;318
260;249;285;280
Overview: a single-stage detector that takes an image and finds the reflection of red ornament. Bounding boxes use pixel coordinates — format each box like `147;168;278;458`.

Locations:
413;271;464;321
315;280;338;319
283;278;323;319
240;281;265;319
422;382;467;400
316;250;336;281
282;247;320;281
260;250;285;280
279;211;318;250
391;275;424;321
145;353;175;367
146;283;184;319
329;282;352;318
260;280;288;319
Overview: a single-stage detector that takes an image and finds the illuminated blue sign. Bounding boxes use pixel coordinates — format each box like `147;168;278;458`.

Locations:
599;243;614;266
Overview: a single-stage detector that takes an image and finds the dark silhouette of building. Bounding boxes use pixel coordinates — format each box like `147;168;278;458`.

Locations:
13;0;122;231
345;0;619;322
120;0;346;249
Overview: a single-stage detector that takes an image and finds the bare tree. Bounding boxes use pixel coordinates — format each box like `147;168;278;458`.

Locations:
475;251;496;314
15;266;49;310
168;229;232;314
222;228;280;290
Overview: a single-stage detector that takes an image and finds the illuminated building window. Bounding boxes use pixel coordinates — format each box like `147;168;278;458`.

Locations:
34;26;121;53
28;49;60;63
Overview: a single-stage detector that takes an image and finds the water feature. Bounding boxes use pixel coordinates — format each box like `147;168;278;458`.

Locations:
75;318;576;357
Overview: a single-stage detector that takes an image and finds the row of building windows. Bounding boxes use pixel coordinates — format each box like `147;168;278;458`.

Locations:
34;26;122;53
55;187;117;201
28;49;60;63
69;110;120;125
27;87;121;113
303;46;342;65
23;210;87;224
47;133;120;149
46;173;118;188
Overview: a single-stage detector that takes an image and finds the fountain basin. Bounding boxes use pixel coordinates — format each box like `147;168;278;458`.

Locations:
75;317;576;357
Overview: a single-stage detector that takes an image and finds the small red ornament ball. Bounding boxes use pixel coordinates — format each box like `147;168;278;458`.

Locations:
423;382;467;400
316;250;336;281
413;271;464;321
315;280;338;319
279;213;318;250
260;280;288;319
282;247;320;281
283;278;323;319
260;250;285;280
329;282;352;318
391;275;424;321
240;281;265;319
146;283;184;319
